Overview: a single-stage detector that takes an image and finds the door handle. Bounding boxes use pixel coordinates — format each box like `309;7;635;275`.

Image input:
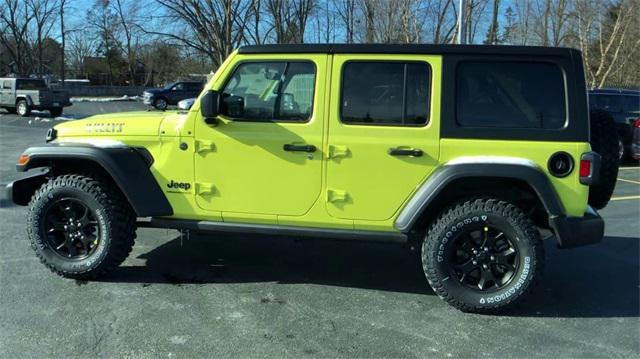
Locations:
388;147;423;157
283;144;316;153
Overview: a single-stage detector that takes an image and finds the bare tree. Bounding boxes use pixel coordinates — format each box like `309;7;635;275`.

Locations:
484;0;501;44
265;0;315;43
28;0;59;77
334;0;357;43
66;30;96;78
0;0;36;75
576;0;640;88
113;0;142;85
149;0;254;68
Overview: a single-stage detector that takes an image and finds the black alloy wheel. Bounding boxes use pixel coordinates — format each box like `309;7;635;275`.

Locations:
451;225;519;291
42;198;100;260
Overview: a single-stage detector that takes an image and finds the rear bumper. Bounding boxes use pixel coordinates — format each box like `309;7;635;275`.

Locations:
550;206;604;248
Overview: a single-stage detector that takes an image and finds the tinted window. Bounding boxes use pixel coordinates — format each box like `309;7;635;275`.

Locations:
623;95;639;113
589;94;623;113
16;79;46;90
457;62;566;129
186;83;202;91
221;62;315;122
2;81;11;89
341;62;430;125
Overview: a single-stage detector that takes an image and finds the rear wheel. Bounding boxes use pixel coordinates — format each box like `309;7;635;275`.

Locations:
422;198;544;313
27;174;137;279
49;107;63;117
16;99;31;117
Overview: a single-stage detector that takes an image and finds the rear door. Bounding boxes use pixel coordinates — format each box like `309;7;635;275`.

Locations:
325;54;441;221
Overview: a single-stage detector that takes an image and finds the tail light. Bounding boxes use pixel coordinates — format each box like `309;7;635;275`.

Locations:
633;118;640;128
579;152;601;186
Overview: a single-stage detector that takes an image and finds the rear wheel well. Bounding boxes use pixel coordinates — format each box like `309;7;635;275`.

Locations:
408;177;548;241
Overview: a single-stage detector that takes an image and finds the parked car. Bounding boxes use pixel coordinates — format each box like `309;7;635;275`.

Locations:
0;77;71;117
143;81;204;110
177;97;196;110
9;44;616;313
589;88;640;160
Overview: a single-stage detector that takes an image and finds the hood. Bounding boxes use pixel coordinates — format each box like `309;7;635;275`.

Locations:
144;88;164;94
53;111;171;138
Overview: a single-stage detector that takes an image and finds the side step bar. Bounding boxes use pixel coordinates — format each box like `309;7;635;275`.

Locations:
139;218;408;244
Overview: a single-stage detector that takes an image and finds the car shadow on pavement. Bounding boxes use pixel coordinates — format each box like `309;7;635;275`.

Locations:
104;233;639;318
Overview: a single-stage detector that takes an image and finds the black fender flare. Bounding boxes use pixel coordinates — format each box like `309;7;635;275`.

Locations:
394;160;565;233
14;143;173;217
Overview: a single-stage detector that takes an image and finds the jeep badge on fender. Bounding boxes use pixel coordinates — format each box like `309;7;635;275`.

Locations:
6;44;612;314
167;180;191;191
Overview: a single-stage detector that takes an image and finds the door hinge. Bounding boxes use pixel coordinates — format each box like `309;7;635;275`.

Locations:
327;189;348;203
195;140;216;155
327;145;349;160
195;182;215;196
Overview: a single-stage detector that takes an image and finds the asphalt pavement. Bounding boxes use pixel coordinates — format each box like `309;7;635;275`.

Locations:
0;104;638;358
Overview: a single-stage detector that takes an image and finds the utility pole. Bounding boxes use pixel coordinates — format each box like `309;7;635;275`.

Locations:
457;0;466;44
60;0;66;85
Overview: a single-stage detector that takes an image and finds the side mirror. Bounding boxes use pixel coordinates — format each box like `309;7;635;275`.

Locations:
200;90;220;125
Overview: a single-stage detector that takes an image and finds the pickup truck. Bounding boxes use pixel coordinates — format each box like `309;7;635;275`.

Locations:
0;78;71;117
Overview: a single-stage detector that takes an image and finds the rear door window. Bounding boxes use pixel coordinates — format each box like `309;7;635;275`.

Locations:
340;62;430;126
456;62;567;129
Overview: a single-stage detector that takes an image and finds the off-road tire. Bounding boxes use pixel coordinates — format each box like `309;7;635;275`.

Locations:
422;198;544;313
589;109;619;209
27;174;136;279
49;107;63;117
16;99;31;117
153;97;168;111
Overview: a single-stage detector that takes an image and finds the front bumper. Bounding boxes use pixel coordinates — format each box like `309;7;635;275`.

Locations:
143;95;154;105
549;206;605;248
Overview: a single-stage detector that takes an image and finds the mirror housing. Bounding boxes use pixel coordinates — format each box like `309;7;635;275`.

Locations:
200;90;220;125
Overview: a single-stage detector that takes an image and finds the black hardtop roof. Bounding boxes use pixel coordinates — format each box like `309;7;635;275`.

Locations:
238;43;579;57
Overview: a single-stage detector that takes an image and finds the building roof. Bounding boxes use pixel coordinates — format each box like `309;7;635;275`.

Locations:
238;43;579;57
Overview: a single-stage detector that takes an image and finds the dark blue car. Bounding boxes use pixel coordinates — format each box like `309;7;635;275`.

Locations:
589;88;640;161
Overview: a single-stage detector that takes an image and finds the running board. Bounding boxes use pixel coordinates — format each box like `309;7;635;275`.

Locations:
139;218;408;243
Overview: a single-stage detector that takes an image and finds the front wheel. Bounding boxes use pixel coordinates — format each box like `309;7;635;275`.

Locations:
27;174;137;279
422;198;544;313
153;97;168;110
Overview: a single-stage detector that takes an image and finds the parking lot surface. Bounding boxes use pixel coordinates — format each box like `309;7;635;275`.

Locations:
0;104;638;358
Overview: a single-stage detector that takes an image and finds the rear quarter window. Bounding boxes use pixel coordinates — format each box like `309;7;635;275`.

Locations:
456;62;567;129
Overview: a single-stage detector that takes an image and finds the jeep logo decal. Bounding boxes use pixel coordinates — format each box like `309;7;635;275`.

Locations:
167;180;191;191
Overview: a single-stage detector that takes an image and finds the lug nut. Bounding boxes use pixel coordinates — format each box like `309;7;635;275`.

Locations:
483;264;488;269
472;260;477;265
490;256;495;261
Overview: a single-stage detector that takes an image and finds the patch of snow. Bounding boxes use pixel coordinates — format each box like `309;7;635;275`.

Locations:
71;95;142;103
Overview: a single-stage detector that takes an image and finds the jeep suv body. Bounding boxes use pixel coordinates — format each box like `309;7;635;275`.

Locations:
7;45;607;313
143;81;204;110
0;78;72;117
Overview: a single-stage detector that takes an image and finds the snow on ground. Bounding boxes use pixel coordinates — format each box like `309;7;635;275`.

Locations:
70;95;142;102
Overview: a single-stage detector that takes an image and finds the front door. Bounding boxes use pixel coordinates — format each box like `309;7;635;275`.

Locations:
194;54;327;218
326;55;441;221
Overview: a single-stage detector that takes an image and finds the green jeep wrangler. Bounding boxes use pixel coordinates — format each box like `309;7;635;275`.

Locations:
7;44;618;313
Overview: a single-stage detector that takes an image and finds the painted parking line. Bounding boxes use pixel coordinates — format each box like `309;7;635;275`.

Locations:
610;195;640;201
617;178;640;185
619;166;639;170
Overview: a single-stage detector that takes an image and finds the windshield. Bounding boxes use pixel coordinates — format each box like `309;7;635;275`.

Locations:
16;79;47;90
163;82;177;90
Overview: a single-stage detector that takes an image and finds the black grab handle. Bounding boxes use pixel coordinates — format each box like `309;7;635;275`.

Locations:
388;147;423;157
283;144;317;153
